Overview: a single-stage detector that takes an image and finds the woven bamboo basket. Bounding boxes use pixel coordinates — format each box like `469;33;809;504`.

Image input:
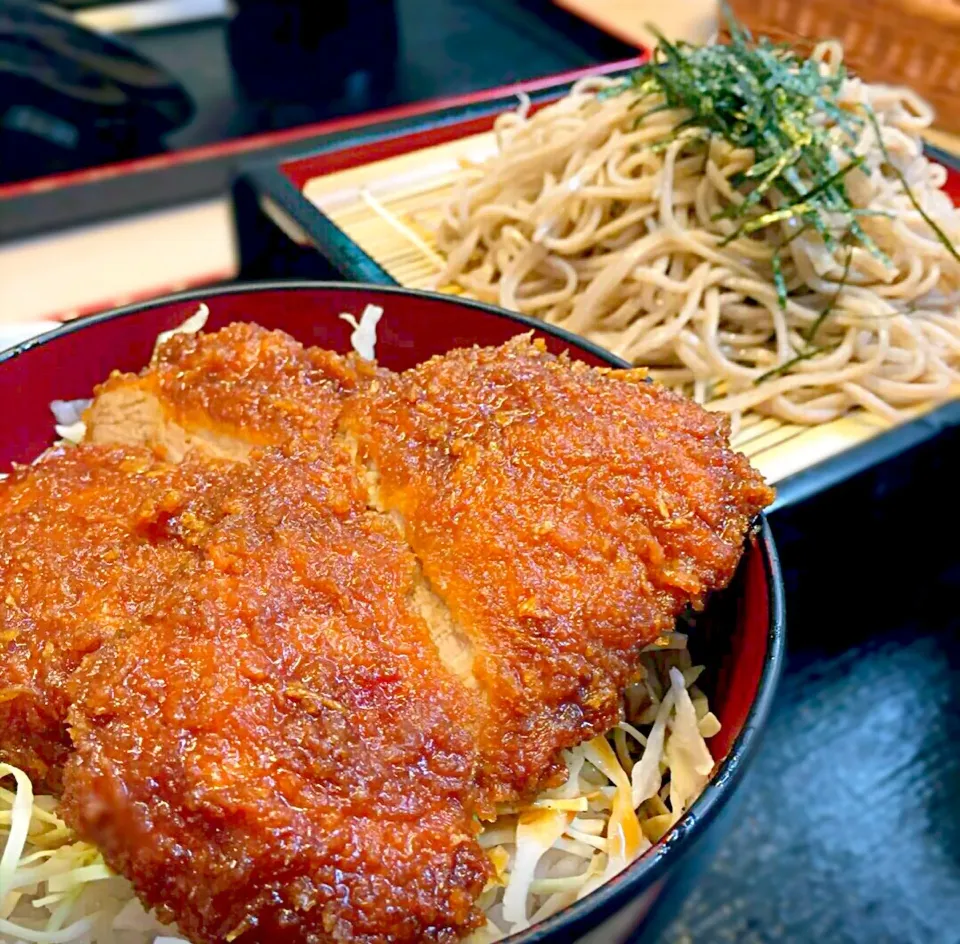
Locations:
728;0;960;133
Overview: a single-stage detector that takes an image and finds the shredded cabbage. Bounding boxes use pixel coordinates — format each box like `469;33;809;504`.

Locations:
48;401;90;429
339;304;383;361
469;647;719;940
0;767;186;944
628;685;673;808
49;401;92;445
665;666;716;818
500;809;569;926
0;765;33;905
152;303;210;359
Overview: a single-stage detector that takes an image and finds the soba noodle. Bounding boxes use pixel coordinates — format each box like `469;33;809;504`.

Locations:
436;42;960;427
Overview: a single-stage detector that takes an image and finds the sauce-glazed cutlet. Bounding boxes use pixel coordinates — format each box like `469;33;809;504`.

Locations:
4;324;489;942
0;446;219;793
61;451;489;944
341;335;774;804
85;321;363;459
2;325;772;944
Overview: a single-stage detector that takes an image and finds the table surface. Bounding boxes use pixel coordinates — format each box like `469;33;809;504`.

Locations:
125;0;605;154
0;0;626;323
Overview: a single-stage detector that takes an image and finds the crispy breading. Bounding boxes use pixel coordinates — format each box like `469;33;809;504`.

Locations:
1;324;360;795
0;446;214;792
341;336;774;803
85;322;362;460
0;326;773;943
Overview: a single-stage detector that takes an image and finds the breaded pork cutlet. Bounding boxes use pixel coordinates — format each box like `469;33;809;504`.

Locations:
0;325;490;942
1;324;773;943
85;321;363;459
0;325;360;793
61;451;489;944
341;336;774;804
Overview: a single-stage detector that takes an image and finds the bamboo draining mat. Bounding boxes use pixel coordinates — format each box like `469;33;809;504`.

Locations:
302;132;937;487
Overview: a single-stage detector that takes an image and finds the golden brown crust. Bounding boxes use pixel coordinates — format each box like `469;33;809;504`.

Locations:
87;322;361;459
0;326;773;943
342;336;774;803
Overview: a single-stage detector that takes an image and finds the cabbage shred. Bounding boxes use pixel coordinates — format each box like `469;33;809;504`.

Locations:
470;646;719;941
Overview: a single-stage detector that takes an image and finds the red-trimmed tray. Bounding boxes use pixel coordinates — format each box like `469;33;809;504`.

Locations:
233;59;645;283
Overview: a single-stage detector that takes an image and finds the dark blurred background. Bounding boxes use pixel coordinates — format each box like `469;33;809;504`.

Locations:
660;429;960;944
0;0;630;185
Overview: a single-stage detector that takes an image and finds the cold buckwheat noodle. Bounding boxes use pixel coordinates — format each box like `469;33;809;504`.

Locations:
436;39;960;429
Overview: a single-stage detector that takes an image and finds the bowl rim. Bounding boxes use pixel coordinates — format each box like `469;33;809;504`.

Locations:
0;280;624;372
0;280;787;941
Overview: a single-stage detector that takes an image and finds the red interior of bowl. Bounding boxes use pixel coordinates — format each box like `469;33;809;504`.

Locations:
944;163;960;205
706;531;770;760
0;287;614;466
0;284;772;767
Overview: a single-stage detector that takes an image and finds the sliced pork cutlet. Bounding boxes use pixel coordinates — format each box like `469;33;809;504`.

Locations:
341;335;775;805
61;450;490;944
85;322;362;460
0;445;219;793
